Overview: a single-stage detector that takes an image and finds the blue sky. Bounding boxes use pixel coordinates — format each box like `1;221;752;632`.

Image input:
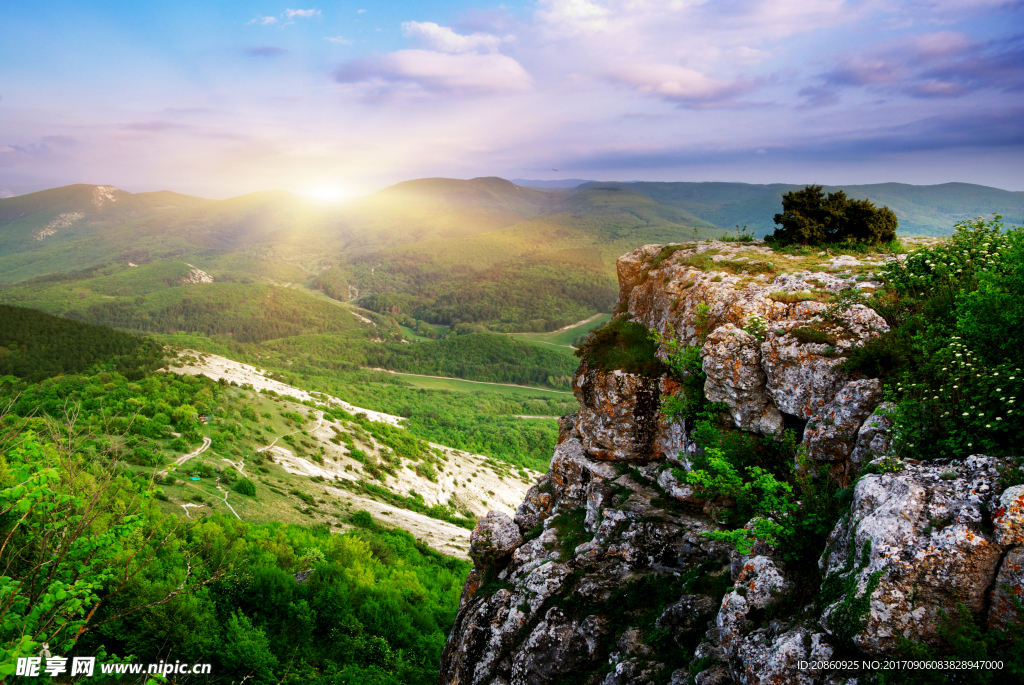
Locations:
1;0;1022;198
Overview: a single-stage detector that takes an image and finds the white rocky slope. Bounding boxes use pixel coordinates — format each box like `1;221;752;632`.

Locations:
439;242;1024;685
167;350;542;558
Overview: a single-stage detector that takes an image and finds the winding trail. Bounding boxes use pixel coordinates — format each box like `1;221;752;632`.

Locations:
159;436;211;477
258;411;325;453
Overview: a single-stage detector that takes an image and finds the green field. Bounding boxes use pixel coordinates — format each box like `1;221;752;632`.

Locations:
381;370;575;398
509;313;611;353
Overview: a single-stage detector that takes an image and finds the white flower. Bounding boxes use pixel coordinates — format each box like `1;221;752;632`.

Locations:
963;412;970;416
986;423;992;428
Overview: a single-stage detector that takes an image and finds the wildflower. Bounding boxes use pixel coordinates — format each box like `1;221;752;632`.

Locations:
997;417;1003;421
963;412;969;416
986;424;992;428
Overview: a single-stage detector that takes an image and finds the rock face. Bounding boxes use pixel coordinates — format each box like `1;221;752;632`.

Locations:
440;241;1021;685
574;361;663;461
803;379;883;477
819;456;1021;654
702;324;783;436
470;511;524;567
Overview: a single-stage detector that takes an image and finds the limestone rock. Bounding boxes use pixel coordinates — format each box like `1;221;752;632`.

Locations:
995;484;1024;546
574;361;663;461
558;412;580;444
803;379;883;465
989;547;1024;630
849;402;895;471
548;438;618;507
714;556;840;685
514;476;554;535
702;324;783;436
470;511;523;567
819;456;1008;654
760;329;851;419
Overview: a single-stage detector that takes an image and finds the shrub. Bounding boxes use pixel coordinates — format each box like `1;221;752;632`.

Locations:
350;509;374;528
767;185;898;246
574;317;666;377
233;478;256;496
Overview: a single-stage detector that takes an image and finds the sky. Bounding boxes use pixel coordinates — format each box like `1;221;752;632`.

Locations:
1;0;1023;199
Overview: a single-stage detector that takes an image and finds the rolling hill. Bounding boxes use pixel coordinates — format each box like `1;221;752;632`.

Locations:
573;180;1024;237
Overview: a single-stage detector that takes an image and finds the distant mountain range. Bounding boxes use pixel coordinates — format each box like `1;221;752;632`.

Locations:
1;176;1021;335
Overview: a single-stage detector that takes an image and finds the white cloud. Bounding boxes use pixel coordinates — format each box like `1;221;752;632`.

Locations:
401;22;503;54
608;64;756;107
325;36;353;45
247;16;278;25
286;9;321;19
334;50;532;95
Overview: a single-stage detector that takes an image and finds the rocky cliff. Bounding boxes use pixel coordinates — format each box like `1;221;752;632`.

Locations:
439;241;1023;685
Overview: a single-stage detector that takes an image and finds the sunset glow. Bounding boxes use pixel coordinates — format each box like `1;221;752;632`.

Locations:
2;1;1022;198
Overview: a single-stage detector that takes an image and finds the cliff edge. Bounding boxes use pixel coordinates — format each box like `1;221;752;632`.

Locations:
440;240;1023;685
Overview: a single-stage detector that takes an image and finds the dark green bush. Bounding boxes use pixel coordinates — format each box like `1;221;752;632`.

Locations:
574;317;666;377
767;185;897;246
233;478;256;496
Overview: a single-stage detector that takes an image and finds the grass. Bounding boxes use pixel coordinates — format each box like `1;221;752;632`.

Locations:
508;313;612;349
574;316;666;377
380;370;575;397
769;290;819;303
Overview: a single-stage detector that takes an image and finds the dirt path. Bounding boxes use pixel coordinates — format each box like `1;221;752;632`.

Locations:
549;312;604;334
160;436;211;477
366;368;573;395
258;411;325;454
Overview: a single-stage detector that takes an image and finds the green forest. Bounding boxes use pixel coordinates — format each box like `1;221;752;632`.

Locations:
0;312;475;684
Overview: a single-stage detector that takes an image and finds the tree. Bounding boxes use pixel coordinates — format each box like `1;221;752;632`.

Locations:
769;185;897;246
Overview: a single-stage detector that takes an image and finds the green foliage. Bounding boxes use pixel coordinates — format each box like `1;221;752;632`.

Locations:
686;448;796;553
846;216;1024;459
742;316;768;342
788;326;836;346
574;317;666;376
234;478;257;496
0;304;165;381
768;185;898;246
658;328;727;425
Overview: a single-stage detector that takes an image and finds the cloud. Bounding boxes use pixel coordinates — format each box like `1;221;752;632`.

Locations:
41;135;77;146
607;64;757;108
245;46;288;58
816;31;1024;101
325;36;353;45
285;9;320;19
247;16;277;25
401;21;503;53
333;50;531;96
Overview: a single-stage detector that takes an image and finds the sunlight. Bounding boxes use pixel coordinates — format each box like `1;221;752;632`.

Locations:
299;183;354;202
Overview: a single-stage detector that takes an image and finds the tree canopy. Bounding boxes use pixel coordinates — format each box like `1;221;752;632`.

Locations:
768;185;898;246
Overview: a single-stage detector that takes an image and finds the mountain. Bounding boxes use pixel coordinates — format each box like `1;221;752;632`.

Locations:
573;180;1024;237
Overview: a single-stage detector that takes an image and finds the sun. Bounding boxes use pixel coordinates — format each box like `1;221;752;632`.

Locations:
300;183;353;202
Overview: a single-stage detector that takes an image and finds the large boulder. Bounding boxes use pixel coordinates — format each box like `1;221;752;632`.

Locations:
819;456;1014;654
849;402;895;471
514;475;554;535
573;362;663;461
989;548;1024;631
548;438;619;507
470;511;523;567
803;379;883;467
702;324;783;436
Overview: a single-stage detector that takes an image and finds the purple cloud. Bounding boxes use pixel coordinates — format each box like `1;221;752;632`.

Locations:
817;31;1024;101
333;49;531;96
606;64;757;108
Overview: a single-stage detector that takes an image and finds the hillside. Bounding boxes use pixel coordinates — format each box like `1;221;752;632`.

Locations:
573;180;1024;237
